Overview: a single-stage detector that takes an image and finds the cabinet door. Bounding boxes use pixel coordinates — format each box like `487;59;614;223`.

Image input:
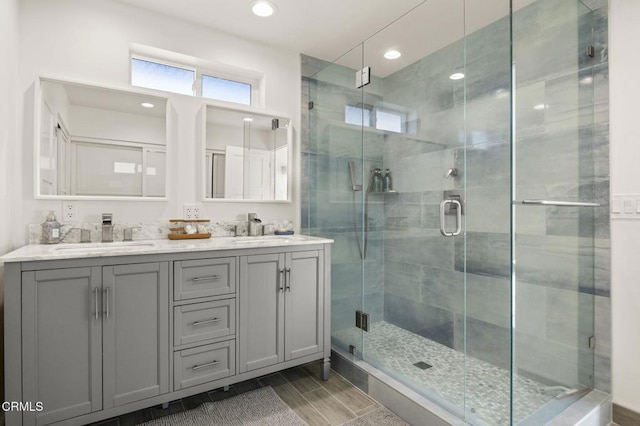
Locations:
285;250;324;361
102;263;169;409
22;267;102;426
239;253;285;373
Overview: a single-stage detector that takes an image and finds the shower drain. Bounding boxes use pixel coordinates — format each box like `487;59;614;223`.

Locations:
413;361;432;370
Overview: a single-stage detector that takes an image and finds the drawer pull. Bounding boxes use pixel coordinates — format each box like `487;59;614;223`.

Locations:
192;317;221;327
192;275;220;282
192;360;219;370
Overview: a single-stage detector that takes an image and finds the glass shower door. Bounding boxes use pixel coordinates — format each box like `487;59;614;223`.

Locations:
358;0;513;423
358;0;469;419
303;46;366;359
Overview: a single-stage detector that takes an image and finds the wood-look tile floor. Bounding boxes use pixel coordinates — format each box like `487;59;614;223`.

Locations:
91;363;383;426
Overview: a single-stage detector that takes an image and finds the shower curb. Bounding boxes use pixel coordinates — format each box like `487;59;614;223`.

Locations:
331;347;612;426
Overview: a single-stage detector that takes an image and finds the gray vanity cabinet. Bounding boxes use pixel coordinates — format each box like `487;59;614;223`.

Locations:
102;263;169;408
22;267;103;426
4;237;331;426
20;262;169;426
238;250;324;373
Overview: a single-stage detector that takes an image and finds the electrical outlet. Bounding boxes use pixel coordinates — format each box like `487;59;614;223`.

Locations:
62;201;77;222
183;204;201;220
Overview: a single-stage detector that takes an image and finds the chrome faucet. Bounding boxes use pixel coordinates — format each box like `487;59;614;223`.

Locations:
248;213;262;236
102;213;114;242
123;226;142;242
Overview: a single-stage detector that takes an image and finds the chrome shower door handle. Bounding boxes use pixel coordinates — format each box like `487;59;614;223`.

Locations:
439;199;462;237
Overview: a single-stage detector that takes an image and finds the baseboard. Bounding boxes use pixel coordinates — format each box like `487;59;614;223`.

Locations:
613;403;640;426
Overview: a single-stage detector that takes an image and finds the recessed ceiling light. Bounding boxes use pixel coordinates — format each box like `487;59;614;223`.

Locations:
244;117;254;122
251;0;278;17
533;103;547;110
384;50;402;60
449;72;465;80
140;102;155;108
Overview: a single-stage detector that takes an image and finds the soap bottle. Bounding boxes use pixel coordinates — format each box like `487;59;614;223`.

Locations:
383;169;393;192
372;169;383;192
41;210;61;244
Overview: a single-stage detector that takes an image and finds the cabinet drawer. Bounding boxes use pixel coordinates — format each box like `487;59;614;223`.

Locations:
174;299;236;347
174;341;235;390
174;257;236;300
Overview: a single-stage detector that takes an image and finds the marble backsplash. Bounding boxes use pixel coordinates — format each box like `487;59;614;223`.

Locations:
28;219;294;245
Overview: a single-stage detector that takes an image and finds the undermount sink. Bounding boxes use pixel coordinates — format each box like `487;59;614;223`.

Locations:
54;242;155;252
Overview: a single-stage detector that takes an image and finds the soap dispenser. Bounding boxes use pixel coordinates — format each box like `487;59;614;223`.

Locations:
41;210;61;244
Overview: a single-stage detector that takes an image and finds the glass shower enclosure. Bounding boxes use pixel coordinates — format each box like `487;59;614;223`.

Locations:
302;0;608;424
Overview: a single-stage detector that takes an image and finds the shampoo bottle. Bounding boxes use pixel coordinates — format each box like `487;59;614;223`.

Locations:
41;210;61;244
383;169;393;192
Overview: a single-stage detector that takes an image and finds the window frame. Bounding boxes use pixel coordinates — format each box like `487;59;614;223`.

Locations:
199;73;253;106
130;54;197;96
130;52;262;107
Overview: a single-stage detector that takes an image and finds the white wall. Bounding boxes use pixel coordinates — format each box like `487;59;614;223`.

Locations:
17;0;300;239
610;0;640;414
0;0;20;403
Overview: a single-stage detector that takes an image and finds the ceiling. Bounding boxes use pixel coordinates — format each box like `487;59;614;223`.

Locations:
114;0;538;78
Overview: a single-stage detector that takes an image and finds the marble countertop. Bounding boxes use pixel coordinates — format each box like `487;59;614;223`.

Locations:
0;235;334;263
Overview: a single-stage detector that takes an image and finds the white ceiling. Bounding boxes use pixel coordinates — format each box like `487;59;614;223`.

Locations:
114;0;538;78
115;0;426;64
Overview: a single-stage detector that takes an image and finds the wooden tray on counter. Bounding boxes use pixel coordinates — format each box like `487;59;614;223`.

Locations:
168;233;211;240
168;219;211;240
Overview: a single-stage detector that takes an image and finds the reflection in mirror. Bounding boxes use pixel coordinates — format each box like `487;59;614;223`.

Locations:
204;105;289;201
37;78;168;198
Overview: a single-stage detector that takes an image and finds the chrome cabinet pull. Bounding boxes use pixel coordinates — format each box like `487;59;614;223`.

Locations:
94;287;100;320
285;268;291;292
104;287;110;319
192;318;221;326
440;199;462;237
192;275;220;282
192;360;219;371
278;269;285;292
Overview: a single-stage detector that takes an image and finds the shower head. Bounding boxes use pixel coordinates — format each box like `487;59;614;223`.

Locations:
444;168;458;179
348;160;363;191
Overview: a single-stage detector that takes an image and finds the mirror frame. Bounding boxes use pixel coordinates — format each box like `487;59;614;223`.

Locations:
34;76;172;201
199;101;293;203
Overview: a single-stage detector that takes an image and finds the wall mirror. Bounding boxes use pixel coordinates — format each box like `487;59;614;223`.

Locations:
203;105;290;201
36;77;169;198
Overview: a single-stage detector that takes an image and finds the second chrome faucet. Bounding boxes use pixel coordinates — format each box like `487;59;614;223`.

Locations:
102;213;114;242
248;213;262;236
